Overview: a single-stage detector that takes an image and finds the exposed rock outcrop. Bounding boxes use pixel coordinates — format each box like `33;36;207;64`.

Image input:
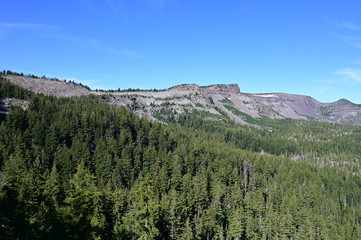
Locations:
4;75;91;97
4;74;361;125
204;84;240;94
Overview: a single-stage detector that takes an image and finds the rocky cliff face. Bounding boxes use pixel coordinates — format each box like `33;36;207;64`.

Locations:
103;83;361;125
251;93;361;123
4;75;361;125
203;84;241;94
4;75;91;97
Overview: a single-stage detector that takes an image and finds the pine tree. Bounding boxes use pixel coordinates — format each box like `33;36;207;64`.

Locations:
122;177;161;240
61;161;105;239
228;207;244;240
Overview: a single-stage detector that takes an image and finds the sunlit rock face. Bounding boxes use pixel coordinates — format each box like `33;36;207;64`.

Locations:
5;74;361;125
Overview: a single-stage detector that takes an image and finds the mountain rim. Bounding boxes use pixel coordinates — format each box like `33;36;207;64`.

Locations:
3;74;361;125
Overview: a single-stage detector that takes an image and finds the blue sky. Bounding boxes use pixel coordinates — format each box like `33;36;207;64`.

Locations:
1;1;361;103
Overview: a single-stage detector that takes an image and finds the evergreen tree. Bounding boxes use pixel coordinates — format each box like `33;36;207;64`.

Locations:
61;161;105;239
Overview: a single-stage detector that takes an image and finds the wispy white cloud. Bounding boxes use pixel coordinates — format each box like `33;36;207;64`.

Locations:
317;87;331;94
0;22;58;37
80;0;101;15
81;0;128;19
331;20;361;49
335;35;361;41
0;21;145;59
136;0;178;10
147;0;166;9
334;35;361;49
106;0;120;17
333;68;361;83
0;22;58;31
344;40;361;49
79;0;176;21
120;48;146;58
331;21;361;31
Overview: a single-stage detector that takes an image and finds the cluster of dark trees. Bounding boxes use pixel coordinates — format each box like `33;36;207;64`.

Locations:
0;76;361;239
167;107;361;163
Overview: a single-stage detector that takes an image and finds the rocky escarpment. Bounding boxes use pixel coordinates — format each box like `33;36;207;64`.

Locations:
104;83;361;125
203;84;241;94
4;75;91;97
4;74;361;125
252;93;361;124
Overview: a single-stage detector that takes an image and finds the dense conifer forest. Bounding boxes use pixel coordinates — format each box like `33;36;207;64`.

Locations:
0;75;361;239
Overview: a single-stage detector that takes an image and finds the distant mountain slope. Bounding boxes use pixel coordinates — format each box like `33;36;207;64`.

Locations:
252;93;361;123
104;83;361;125
4;75;91;97
4;74;361;125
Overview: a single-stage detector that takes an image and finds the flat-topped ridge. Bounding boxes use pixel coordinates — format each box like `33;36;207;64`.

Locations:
202;84;240;94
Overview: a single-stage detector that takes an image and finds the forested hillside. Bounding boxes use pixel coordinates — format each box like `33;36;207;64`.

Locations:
0;75;361;239
171;108;361;176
